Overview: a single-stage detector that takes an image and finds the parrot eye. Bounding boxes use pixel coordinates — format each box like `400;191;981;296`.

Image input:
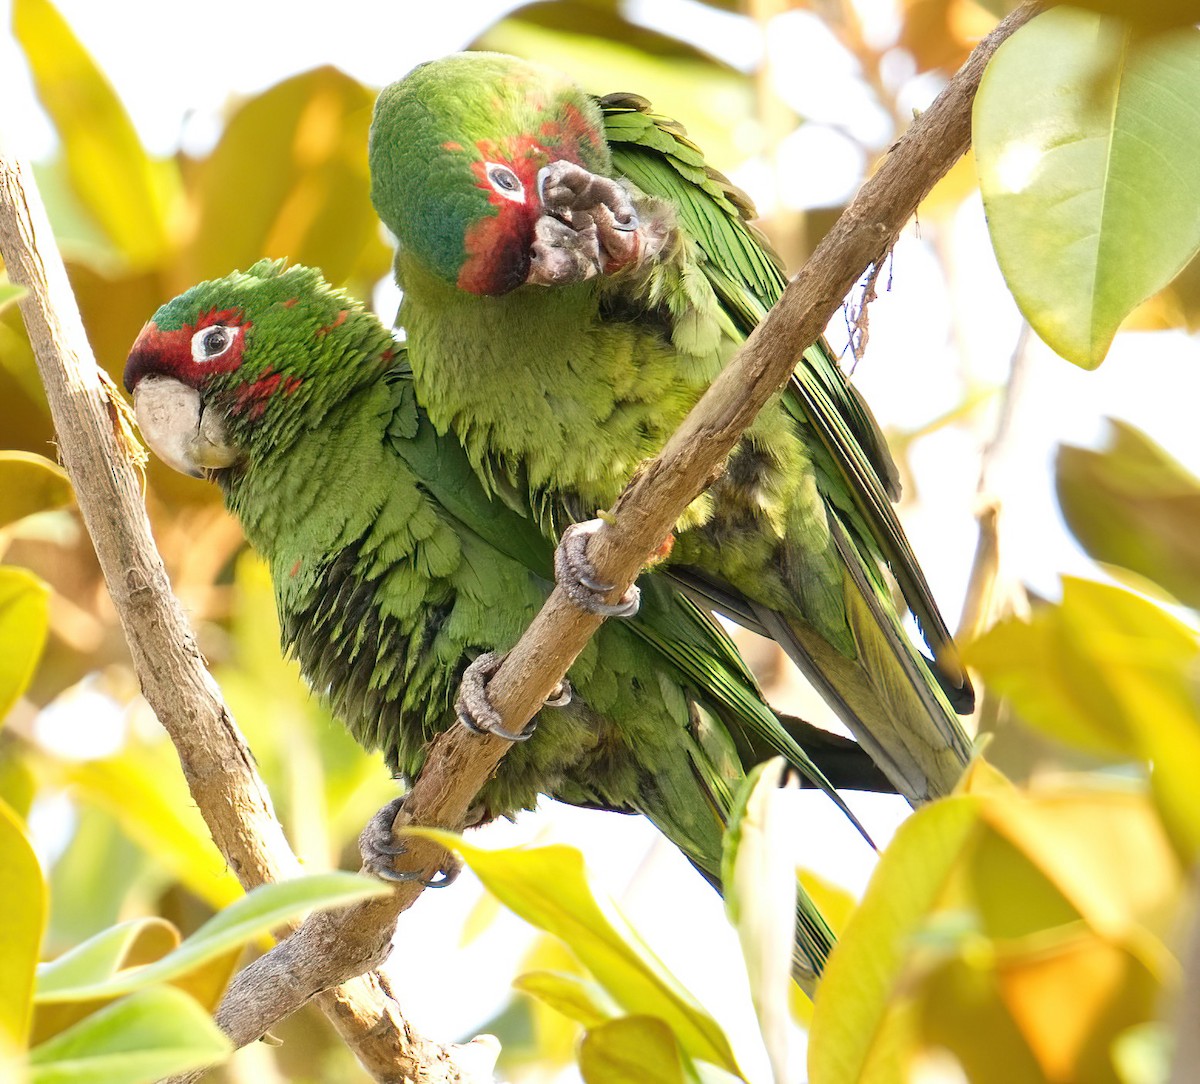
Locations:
191;325;236;364
485;163;525;203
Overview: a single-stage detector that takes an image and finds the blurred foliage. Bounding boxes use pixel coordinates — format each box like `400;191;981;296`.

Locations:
2;0;1200;1082
1057;421;1200;611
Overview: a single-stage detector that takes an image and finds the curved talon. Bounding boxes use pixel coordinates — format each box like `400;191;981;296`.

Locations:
373;864;460;889
543;678;572;709
554;520;642;619
456;704;537;743
455;650;567;742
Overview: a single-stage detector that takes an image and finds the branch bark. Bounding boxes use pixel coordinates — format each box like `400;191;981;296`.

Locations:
199;0;1045;1058
0;136;479;1084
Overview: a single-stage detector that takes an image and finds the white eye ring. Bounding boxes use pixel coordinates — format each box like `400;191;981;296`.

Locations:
191;325;236;364
485;162;525;203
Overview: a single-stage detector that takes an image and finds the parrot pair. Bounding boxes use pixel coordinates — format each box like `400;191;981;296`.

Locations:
125;260;891;988
124;51;974;987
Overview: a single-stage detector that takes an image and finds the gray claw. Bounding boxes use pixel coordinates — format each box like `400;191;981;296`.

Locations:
455;652;574;741
359;797;460;887
554;520;641;618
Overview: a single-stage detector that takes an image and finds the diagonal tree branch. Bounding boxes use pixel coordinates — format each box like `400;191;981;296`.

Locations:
0;140;483;1083
196;0;1044;1062
1;2;1041;1078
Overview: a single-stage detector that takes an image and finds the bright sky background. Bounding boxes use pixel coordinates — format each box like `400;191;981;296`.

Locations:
5;1;1200;1080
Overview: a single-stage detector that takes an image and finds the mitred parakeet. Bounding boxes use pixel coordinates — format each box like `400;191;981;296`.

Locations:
122;260;895;987
368;52;975;805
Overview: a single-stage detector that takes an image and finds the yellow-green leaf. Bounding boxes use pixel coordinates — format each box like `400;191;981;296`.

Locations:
513;970;617;1030
416;830;741;1075
35;920;180;999
579;1016;689;1084
974;9;1200;367
0;799;45;1048
27;987;229;1084
1056;421;1200;609
0;452;73;530
808;798;982;1084
966;578;1200;857
35;873;386;1003
13;0;174;266
182;68;389;294
0;567;50;723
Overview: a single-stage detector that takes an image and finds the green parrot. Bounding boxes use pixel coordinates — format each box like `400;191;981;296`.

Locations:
123;259;895;987
367;52;975;806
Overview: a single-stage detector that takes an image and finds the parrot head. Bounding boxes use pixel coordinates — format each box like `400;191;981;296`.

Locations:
123;260;395;478
370;52;630;297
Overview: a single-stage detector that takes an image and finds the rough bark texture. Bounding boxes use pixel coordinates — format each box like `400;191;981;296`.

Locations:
0;3;1041;1079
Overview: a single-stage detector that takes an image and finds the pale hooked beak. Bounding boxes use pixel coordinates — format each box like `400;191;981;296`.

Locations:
132;375;239;478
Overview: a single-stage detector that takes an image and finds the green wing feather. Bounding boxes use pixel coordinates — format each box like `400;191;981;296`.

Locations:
600;95;972;710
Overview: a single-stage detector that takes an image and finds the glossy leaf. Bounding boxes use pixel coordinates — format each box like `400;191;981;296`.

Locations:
36;873;386;1003
579;1015;690;1084
1056;421;1200;609
808;798;982;1084
721;760;793;1083
27;987;229;1084
966;578;1200;857
417;830;741;1075
975;9;1200;367
0;452;73;530
13;0;174;266
0;567;50;723
0;799;45;1048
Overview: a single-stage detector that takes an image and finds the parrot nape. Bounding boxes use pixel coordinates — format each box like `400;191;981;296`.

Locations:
123;260;896;989
367;52;975;806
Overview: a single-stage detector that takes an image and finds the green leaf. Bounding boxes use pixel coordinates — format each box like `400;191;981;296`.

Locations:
0;451;73;530
35;873;387;1003
808;798;982;1084
1056;421;1200;609
974;9;1200;367
0;567;50;723
35;920;179;999
722;760;794;1084
513;970;618;1029
0;798;45;1048
27;987;230;1084
579;1015;690;1084
13;0;175;267
966;578;1200;857
416;830;741;1075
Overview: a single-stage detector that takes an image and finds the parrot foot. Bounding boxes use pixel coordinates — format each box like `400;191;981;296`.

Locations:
455;651;573;742
555;520;641;619
358;796;461;888
528;161;666;283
